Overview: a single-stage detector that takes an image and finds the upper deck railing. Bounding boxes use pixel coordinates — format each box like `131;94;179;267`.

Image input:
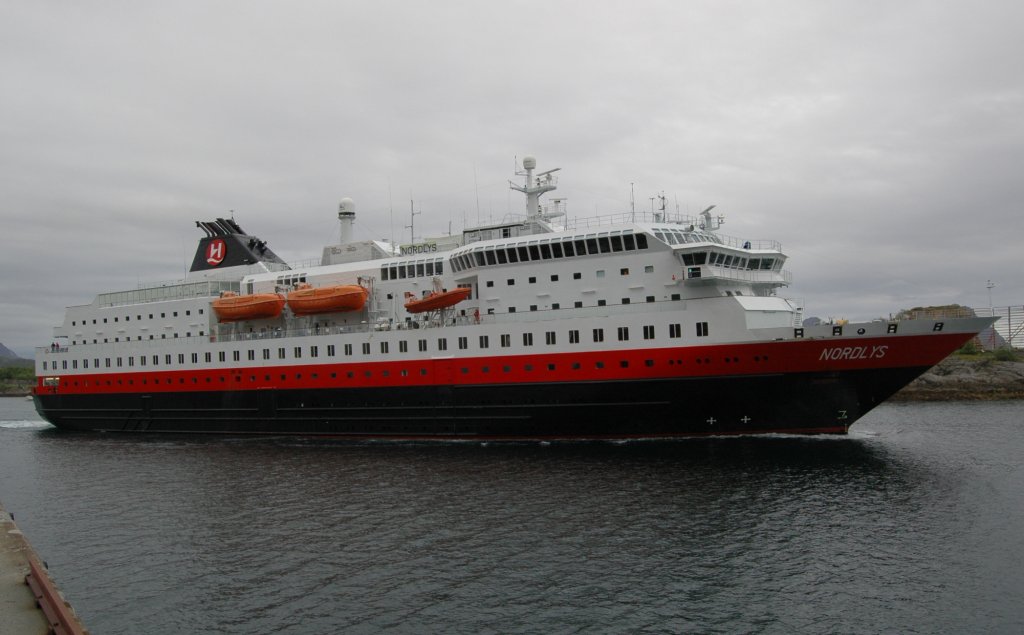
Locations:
97;280;240;308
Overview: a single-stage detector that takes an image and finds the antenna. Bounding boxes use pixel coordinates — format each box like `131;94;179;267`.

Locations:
406;198;421;244
630;182;635;222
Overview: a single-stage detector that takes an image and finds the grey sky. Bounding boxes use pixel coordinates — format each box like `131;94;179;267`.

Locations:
2;1;1022;356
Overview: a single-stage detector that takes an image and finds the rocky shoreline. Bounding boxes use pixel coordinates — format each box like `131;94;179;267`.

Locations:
891;356;1024;401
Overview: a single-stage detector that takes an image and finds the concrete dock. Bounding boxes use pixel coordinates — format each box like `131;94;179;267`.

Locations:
1;502;88;634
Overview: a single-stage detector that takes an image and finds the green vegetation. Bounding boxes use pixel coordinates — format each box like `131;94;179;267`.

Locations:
0;366;34;395
993;347;1020;362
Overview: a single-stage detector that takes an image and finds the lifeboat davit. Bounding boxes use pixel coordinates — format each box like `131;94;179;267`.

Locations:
404;287;472;313
211;292;285;322
287;284;368;316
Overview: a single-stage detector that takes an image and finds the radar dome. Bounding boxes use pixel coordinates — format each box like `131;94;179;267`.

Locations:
338;197;355;217
522;156;536;169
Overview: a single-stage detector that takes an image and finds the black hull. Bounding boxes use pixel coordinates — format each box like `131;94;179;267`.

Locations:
34;367;928;438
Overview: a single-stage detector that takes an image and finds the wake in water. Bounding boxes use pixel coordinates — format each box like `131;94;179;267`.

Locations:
0;420;53;429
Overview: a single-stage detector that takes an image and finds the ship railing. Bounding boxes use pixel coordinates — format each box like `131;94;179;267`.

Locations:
97;280;240;308
691;266;792;285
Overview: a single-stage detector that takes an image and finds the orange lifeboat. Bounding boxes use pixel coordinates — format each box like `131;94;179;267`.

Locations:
404;287;472;313
211;292;285;322
287;284;368;316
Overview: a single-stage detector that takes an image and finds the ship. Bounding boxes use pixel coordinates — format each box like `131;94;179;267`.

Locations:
32;157;995;438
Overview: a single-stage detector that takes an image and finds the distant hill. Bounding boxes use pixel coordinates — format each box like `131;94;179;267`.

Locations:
0;343;32;369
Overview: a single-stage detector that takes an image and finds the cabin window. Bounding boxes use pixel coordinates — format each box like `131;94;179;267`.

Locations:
539;244;552;259
437;338;447;351
496;250;507;264
485;251;497;266
617;327;629;341
311;346;319;358
380;342;389;354
569;330;579;343
551;242;563;258
506;248;519;263
529;277;536;284
479;335;489;349
597;300;606;306
669;324;681;338
574;239;586;255
500;334;511;347
622;298;631;305
611;236;623;252
328;345;336;356
278;348;286;359
293;347;301;359
399;341;408;353
643;325;655;340
418;339;427;352
345;344;354;355
636;234;648;249
528;245;540;260
517;246;529;261
458;337;468;350
696;322;709;337
585;238;598;254
507;279;515;286
593;328;604;342
623;234;636;250
362;343;371;355
523;333;533;346
545;331;556;345
218;352;226;362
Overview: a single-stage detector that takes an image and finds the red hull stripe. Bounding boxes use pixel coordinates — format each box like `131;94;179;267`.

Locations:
37;332;972;396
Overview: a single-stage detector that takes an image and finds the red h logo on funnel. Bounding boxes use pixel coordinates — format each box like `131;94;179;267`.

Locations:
206;239;226;266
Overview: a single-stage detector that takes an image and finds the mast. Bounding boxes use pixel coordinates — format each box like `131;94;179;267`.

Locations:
509;155;559;219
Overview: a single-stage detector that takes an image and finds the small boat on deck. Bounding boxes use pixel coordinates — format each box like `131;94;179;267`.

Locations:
211;292;285;322
404;287;471;313
286;284;368;315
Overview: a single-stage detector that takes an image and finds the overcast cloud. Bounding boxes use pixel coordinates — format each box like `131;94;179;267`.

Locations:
2;0;1022;356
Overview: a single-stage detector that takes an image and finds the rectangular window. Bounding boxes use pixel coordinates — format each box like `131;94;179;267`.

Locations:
345;344;353;356
545;331;556;345
233;351;240;362
569;330;579;344
191;353;199;363
293;347;302;359
458;336;468;350
165;355;172;365
362;343;371;354
418;339;427;352
696;322;709;337
328;344;336;356
399;341;408;353
479;335;489;349
311;346;319;358
218;351;226;362
437;338;448;351
278;348;286;359
620;267;629;276
617;326;629;341
177;354;184;364
643;325;655;340
380;342;389;354
523;332;533;346
593;328;604;343
500;334;511;347
669;323;681;338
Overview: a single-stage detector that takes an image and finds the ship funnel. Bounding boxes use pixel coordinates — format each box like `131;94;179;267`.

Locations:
338;198;355;245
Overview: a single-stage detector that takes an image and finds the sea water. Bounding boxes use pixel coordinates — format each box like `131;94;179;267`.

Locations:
1;397;1022;634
